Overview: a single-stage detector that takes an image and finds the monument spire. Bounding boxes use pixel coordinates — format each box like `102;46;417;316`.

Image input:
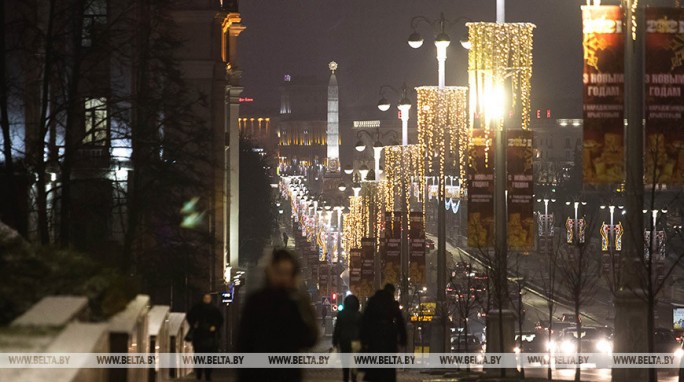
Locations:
326;61;340;171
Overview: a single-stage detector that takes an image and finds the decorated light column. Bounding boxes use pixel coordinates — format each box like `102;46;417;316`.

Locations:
416;86;468;352
467;21;534;364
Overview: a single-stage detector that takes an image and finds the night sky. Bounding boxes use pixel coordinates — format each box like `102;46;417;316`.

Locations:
239;0;586;119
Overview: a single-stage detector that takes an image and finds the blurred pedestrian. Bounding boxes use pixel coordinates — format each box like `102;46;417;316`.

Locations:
237;248;319;382
282;231;289;246
187;293;223;381
360;284;407;382
333;294;362;382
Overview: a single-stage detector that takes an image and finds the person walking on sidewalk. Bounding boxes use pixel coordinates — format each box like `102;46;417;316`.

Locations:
333;294;362;382
360;284;407;382
282;231;289;246
237;248;319;382
187;293;223;381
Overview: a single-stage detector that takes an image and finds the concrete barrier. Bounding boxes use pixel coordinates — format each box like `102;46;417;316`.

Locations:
147;305;169;382
108;294;150;382
0;295;106;382
167;312;192;379
11;296;89;327
19;322;109;382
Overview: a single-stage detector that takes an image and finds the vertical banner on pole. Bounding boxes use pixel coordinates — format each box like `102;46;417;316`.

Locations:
349;248;362;297
581;5;625;184
645;8;684;184
309;249;319;292
507;130;534;250
319;261;329;295
409;212;426;286
360;238;376;300
467;130;495;247
382;211;401;286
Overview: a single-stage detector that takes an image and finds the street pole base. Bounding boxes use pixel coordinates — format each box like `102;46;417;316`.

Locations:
612;290;649;382
485;309;519;379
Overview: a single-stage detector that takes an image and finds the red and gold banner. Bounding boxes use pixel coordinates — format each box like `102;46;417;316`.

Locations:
382;212;401;286
349;248;362;297
582;5;624;184
645;8;684;184
409;212;426;286
360;238;376;299
507;130;534;250
467;130;494;247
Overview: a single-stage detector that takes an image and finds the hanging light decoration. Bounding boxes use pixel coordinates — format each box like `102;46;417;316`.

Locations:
383;145;424;231
343;195;365;263
467;22;535;165
416;87;468;198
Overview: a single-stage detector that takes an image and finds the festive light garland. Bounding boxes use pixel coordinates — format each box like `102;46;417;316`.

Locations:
467;22;535;142
383;145;424;231
343;195;364;263
416;87;469;198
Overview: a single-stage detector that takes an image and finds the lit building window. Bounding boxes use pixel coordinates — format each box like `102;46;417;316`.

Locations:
84;97;108;145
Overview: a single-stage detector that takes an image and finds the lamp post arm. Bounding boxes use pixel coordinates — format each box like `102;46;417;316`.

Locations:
378;84;402;98
410;15;436;31
447;16;473;28
356;130;374;141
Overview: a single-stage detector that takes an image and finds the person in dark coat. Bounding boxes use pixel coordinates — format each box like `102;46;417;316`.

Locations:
333;294;362;382
360;284;407;382
187;293;224;381
237;248;319;382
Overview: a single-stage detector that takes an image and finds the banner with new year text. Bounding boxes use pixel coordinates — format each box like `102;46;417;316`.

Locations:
582;5;624;184
645;8;684;184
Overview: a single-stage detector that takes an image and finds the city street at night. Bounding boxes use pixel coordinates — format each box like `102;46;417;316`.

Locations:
4;0;684;381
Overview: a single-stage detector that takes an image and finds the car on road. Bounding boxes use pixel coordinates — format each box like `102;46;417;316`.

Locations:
514;331;545;353
534;320;574;336
552;326;613;354
450;334;485;353
426;238;435;250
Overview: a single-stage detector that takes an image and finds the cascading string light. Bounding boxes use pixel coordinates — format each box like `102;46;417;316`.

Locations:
467;22;534;166
416;87;469;203
384;145;423;232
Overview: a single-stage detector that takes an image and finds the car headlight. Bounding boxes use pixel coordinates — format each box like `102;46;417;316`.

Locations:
674;348;683;358
560;340;576;354
596;339;612;353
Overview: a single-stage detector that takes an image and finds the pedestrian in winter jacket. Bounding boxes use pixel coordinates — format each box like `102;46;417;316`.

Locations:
237;248;319;382
187;293;224;381
333;294;362;382
360;284;406;382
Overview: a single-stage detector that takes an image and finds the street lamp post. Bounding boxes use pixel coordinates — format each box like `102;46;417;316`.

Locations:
537;198;556;252
408;12;469;354
355;128;399;181
614;1;647;379
600;204;624;288
565;201;587;246
407;13;471;88
377;85;413;318
377;84;412;145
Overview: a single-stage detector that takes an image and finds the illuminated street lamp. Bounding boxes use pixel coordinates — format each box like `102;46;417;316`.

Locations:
407;12;471;89
565;201;587;245
377;84;412;145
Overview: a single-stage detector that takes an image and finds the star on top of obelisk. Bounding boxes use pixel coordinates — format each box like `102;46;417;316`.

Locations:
329;61;338;74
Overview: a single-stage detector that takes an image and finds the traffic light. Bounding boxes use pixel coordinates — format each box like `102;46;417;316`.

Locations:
331;293;337;305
